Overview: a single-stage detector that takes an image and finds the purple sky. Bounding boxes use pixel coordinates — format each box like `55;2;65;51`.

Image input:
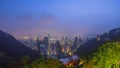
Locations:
0;0;120;37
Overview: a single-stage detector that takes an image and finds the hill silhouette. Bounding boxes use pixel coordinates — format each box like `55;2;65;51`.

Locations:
0;30;38;59
76;28;120;56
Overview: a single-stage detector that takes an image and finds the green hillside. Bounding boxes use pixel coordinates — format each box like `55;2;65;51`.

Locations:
82;42;120;68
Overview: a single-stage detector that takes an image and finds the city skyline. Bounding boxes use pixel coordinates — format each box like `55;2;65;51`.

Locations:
0;0;120;37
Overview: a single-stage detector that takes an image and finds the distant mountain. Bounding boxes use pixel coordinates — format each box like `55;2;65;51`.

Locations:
0;30;38;59
75;28;120;56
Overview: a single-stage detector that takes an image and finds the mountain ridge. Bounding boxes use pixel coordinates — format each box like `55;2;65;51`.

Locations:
75;28;120;56
0;29;39;59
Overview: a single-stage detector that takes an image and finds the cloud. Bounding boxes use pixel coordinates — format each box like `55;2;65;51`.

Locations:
16;14;34;23
1;12;120;37
39;12;57;24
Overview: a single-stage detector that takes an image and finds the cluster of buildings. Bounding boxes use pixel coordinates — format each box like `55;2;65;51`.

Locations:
17;34;82;58
60;54;80;67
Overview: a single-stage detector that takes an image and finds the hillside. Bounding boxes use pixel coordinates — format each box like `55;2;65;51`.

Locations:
76;28;120;56
0;30;38;59
82;42;120;68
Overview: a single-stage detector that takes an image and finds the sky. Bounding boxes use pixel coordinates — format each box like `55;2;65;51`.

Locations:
0;0;120;37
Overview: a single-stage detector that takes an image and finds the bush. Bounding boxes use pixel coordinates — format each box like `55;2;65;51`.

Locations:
82;42;120;68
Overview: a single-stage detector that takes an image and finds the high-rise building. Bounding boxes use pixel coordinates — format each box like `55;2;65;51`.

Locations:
55;40;62;55
36;37;42;53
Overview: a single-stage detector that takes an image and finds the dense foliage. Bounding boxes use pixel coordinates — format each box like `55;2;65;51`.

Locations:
31;57;65;68
8;56;65;68
0;52;65;68
82;42;120;68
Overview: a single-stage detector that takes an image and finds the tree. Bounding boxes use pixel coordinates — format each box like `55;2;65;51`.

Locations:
31;58;65;68
82;42;120;68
